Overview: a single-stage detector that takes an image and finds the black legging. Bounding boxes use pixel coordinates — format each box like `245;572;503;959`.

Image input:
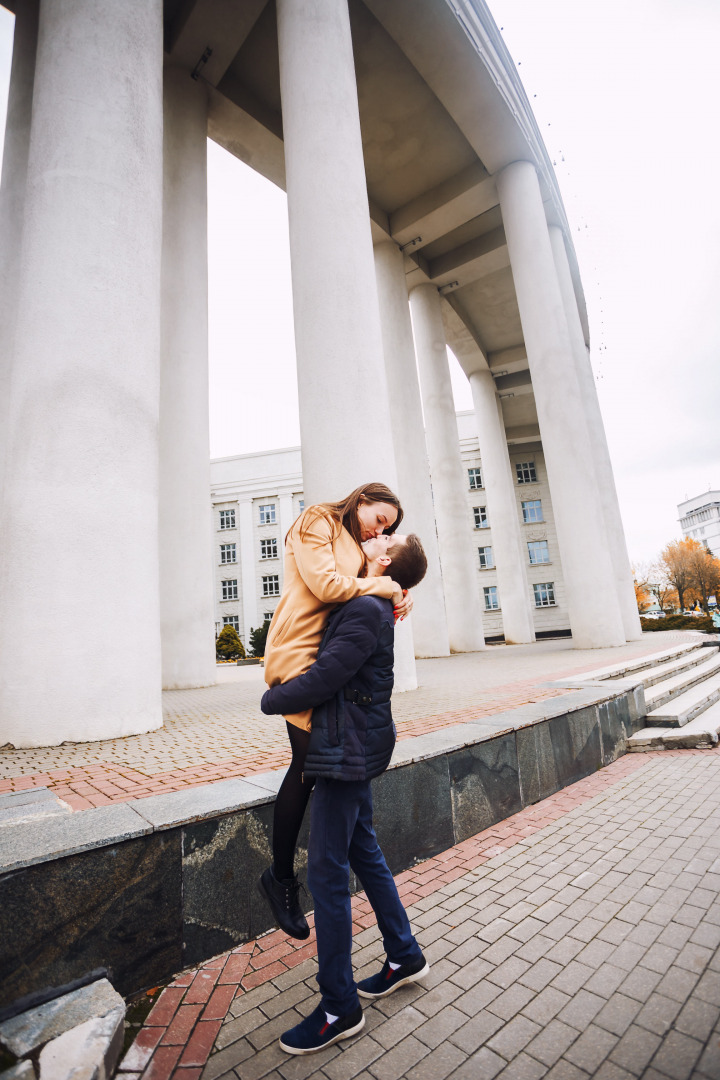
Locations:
272;721;316;881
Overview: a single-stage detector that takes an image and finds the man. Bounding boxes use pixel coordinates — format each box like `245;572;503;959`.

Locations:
260;532;431;1055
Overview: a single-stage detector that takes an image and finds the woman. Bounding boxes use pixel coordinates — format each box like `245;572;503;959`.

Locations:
258;482;412;939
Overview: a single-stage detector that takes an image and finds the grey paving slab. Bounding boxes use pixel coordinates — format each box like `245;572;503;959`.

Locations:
196;751;720;1080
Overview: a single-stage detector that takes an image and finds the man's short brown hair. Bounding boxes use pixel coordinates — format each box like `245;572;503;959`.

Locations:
384;533;428;591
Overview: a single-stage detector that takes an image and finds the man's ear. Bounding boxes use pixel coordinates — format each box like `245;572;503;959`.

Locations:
377;555;392;568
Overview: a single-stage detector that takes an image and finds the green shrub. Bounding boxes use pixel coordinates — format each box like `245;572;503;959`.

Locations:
248;619;270;658
640;615;713;633
216;624;246;660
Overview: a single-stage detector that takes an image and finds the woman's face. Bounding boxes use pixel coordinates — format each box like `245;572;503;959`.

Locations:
356;500;398;541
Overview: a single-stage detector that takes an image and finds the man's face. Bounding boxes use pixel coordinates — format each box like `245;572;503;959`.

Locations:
362;533;406;566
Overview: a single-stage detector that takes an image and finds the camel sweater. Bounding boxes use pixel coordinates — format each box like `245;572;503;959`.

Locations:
263;507;401;731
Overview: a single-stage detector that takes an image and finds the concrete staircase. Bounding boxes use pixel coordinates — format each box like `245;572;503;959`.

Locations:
616;639;720;751
552;637;720;751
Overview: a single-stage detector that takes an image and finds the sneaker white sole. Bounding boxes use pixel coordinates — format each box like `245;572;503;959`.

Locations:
357;960;431;999
279;1013;365;1055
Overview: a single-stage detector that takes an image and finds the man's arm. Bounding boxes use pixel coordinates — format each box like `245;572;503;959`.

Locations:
261;600;383;716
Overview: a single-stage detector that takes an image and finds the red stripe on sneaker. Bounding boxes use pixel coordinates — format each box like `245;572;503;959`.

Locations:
319;1022;330;1035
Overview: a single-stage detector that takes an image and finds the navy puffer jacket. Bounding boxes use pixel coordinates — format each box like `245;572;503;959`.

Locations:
260;595;396;781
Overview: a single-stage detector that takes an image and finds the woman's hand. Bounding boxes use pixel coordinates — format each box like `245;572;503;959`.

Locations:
394;589;413;622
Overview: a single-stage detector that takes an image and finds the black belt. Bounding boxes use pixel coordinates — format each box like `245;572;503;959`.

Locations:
344;688;392;706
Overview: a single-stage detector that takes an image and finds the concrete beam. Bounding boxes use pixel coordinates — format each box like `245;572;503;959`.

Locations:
389;163;497;248
487;345;528;375
494;370;533;395
207;87;285;190
166;0;269;85
426;224;507;285
505;424;541;443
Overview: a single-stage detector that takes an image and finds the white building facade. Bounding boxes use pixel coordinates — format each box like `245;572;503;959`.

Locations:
211;412;570;650
678;491;720;558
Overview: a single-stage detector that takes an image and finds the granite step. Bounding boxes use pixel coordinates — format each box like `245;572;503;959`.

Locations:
0;787;71;828
646;670;720;727
565;640;706;684
643;650;720;710
627;700;720;751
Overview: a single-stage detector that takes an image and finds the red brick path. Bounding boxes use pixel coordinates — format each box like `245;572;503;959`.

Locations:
0;684;570;810
115;749;720;1080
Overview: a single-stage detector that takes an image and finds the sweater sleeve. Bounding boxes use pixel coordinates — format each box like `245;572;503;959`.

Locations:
261;601;382;715
293;511;402;606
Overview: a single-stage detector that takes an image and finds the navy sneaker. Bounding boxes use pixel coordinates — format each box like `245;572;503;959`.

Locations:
357;954;430;999
279;1003;365;1055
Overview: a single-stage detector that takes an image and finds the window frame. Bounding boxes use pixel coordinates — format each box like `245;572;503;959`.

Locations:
468;467;483;490
515;461;537;484
533;582;556;607
220;543;237;564
260;538;278;560
521;499;544;524
219;509;236;530
473;506;489;529
262;574;280;597
259;503;276;525
527;540;550;565
478;545;494;570
221;579;238;601
483;585;500;611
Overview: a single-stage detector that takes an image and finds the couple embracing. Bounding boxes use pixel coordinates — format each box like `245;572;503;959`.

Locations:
257;482;431;1055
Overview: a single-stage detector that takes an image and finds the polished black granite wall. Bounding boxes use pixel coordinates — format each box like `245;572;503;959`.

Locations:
0;689;642;1007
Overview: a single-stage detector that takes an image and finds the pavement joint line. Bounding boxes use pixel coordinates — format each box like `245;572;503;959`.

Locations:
113;747;720;1079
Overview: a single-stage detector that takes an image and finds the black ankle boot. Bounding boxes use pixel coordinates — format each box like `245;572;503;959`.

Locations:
258;865;310;940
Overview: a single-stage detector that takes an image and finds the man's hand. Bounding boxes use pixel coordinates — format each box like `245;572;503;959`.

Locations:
394;589;413;622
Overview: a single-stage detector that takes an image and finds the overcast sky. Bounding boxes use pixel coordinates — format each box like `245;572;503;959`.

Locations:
1;1;718;564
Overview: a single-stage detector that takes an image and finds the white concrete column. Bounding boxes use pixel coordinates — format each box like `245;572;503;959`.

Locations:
238;500;258;647
276;0;398;502
0;0;39;470
409;284;486;652
469;370;536;644
374;240;450;658
159;66;216;690
496;161;625;648
0;0;164;747
277;0;417;689
549;226;642;641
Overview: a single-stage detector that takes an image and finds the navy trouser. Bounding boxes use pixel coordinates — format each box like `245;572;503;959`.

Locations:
307;776;423;1017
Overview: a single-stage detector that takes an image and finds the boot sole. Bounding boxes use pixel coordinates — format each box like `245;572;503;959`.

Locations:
357;960;431;998
256;877;311;941
279;1013;365;1055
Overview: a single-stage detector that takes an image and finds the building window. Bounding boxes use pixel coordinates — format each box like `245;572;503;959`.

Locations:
522;499;543;523
220;543;236;564
222;615;239;631
263;611;275;623
260;538;278;560
262;575;280;597
221;579;238;601
483;586;499;611
473;506;489;529
259;503;276;525
527;540;550;565
478;546;494;569
298;500;304;513
533;582;556;607
515;461;537;484
219;509;235;529
468;468;483;490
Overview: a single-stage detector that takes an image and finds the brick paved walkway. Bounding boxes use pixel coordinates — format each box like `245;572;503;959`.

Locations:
0;633;693;810
117;748;720;1080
